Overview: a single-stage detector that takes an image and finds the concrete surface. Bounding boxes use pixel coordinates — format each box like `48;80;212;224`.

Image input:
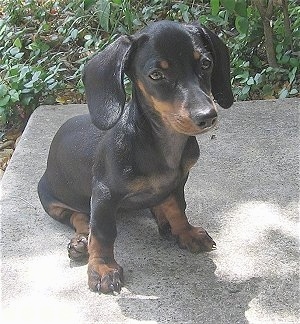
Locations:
1;98;299;324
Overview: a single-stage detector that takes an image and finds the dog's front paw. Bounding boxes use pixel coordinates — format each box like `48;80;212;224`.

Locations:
177;226;216;253
67;233;89;261
87;259;124;294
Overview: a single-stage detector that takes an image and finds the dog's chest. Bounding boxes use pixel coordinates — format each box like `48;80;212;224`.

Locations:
121;169;182;209
117;136;199;209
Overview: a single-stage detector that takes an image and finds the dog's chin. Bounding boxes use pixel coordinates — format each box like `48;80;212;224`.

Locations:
164;115;217;136
169;121;216;136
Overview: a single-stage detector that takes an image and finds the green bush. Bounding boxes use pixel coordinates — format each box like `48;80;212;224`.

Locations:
0;0;299;130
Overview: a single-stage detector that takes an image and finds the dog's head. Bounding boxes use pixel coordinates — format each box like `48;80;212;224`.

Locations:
83;20;233;133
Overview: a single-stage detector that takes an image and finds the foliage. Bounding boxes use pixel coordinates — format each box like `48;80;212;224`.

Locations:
209;0;299;100
0;0;299;130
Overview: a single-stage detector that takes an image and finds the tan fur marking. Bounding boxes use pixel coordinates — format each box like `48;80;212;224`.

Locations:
152;195;190;235
137;80;152;104
137;80;217;135
87;234;123;292
159;60;169;69
88;234;114;260
137;80;174;115
193;50;201;60
151;97;174;114
128;175;163;193
70;212;90;235
152;195;216;252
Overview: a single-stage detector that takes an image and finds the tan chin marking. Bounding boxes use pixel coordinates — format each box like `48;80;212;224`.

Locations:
163;115;202;135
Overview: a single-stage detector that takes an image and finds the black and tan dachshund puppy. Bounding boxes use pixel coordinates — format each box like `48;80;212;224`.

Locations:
38;20;233;294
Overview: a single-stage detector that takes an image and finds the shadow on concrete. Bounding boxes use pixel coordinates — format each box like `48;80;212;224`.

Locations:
2;99;299;323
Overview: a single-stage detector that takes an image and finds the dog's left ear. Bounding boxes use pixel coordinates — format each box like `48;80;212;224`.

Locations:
83;36;132;130
185;23;234;108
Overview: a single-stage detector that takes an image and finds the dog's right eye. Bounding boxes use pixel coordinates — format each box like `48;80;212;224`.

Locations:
149;70;165;80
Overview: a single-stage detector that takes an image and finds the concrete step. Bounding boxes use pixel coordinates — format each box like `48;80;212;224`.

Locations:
1;99;299;323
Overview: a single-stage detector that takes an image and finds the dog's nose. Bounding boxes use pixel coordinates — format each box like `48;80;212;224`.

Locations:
193;110;218;129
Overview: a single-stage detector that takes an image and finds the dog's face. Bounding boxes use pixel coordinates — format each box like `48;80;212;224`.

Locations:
130;22;219;135
83;21;233;131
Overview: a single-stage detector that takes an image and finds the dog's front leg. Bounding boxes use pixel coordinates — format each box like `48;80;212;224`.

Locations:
87;182;123;294
152;193;216;253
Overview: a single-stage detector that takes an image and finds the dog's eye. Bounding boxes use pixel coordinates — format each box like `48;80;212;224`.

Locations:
200;58;212;70
149;70;165;80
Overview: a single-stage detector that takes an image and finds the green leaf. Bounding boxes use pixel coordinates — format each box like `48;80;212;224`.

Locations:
290;58;299;68
290;89;298;95
262;84;273;96
279;88;289;99
241;85;250;94
98;0;111;32
235;16;249;34
254;73;262;84
0;95;10;107
21;95;32;105
24;81;34;88
10;47;20;56
210;0;220;16
8;89;19;102
32;71;42;83
220;0;235;12
20;66;30;79
13;37;22;49
247;77;254;85
276;44;283;54
0;107;7;125
280;55;290;64
84;0;98;10
0;84;8;98
235;0;247;17
42;22;50;32
289;67;297;84
71;29;78;40
182;11;189;22
14;52;24;59
235;70;249;83
0;22;6;37
48;81;58;90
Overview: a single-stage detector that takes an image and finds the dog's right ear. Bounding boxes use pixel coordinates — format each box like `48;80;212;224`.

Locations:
83;36;132;130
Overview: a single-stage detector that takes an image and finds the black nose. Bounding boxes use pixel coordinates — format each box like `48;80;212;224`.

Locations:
193;110;218;129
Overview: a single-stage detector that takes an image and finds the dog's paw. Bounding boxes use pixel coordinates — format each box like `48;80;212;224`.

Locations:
177;226;216;253
87;261;124;294
67;233;89;261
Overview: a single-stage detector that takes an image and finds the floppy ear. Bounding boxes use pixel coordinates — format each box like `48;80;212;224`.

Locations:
83;36;132;129
185;23;234;108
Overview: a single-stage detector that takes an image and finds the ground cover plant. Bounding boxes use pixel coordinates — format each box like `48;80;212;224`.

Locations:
0;0;299;132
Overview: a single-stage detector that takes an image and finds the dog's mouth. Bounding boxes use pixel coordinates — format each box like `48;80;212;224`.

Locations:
163;114;217;136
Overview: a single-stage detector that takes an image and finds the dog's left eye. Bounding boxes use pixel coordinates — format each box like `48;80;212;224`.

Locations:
149;70;165;80
200;58;212;70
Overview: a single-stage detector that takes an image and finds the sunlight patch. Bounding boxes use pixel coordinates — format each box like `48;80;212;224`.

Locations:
212;201;299;281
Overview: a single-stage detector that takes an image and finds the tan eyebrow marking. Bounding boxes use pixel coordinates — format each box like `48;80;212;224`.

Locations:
159;60;169;69
193;50;201;60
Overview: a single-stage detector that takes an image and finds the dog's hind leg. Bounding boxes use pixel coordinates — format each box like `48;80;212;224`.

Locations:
68;212;90;261
38;179;90;261
45;203;90;261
